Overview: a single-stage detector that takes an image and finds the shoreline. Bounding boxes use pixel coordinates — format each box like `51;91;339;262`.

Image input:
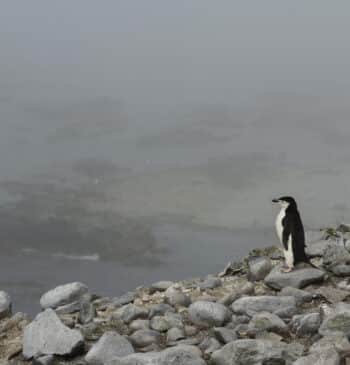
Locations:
1;225;350;364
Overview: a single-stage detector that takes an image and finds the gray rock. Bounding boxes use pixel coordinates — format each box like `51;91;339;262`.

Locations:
248;257;272;281
293;348;340;365
108;345;205;365
305;230;326;244
213;327;237;344
319;302;350;337
323;244;350;269
291;313;321;336
232;295;297;318
199;337;221;355
129;329;161;348
264;264;325;290
165;290;191;307
85;331;134;365
22;309;84;359
150;316;171;332
0;291;11;319
248;311;287;334
112;292;136;307
167;327;185;342
218;292;239;306
211;339;287;365
149;303;175;318
33;355;55;365
40;282;88;309
54;301;81;315
331;264;350;276
306;240;331;257
79;294;96;324
129;319;150;332
279;287;313;305
119;304;149;324
309;333;350;354
161;312;184;330
188;301;231;328
199;276;222;290
150;281;174;293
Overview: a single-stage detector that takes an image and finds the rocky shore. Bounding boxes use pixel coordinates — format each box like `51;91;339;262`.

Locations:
2;226;350;364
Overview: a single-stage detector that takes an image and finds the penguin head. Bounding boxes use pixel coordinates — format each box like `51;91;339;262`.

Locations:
272;196;297;209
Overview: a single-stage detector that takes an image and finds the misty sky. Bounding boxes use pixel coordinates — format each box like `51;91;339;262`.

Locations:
1;2;350;229
2;1;350;108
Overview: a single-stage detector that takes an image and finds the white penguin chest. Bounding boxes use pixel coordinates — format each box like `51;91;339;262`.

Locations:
275;207;286;243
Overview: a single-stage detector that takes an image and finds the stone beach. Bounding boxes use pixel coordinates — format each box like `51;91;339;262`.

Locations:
3;226;350;364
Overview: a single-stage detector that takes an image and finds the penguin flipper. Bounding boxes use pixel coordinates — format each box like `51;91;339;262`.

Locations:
281;216;292;251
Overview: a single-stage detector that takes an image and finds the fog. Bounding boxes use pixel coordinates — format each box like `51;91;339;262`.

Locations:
1;1;350;313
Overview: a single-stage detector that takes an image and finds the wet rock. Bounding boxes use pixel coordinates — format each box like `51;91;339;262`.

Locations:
85;331;134;365
211;339;287;365
248;311;287;334
232;295;297;318
149;303;175;318
0;291;11;319
248;256;272;281
150;316;171;332
40;282;88;310
112;292;136;307
188;301;231;328
264;264;325;289
199;276;222;290
213;327;237;344
129;319;150;332
108;345;205;365
22;308;84;359
279;286;313;305
291;313;321;336
129;329;161;348
293;348;340;365
119;304;149;324
167;327;185;342
150;281;174;293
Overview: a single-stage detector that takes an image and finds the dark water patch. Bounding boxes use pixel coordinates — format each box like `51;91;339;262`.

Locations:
0;180;165;265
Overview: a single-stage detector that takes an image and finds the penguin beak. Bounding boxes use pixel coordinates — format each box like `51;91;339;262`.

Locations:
272;199;279;203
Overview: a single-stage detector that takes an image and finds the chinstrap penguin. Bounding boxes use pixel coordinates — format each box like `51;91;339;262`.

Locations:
272;196;309;272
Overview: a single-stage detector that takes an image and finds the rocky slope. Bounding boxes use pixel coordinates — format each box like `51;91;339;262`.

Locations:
2;226;350;364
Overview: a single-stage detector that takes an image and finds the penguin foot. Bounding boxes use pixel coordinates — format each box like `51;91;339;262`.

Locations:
281;264;294;273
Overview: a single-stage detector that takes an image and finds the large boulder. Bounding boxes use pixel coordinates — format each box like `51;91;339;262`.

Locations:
22;309;84;359
0;291;11;319
85;331;134;365
108;345;205;365
248;311;287;334
232;296;297;318
323;244;350;275
188;301;231;328
40;282;88;310
264;265;325;290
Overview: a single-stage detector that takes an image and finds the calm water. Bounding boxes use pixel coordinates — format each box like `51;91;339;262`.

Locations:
2;2;350;314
